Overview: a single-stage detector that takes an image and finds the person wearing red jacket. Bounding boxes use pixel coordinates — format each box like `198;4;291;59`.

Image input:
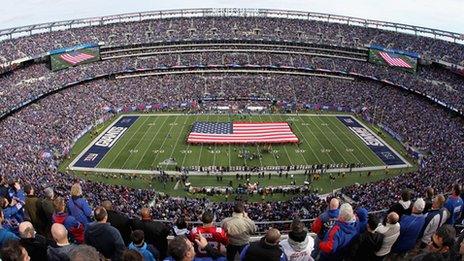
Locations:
189;211;228;257
319;203;367;261
311;198;340;240
52;197;84;244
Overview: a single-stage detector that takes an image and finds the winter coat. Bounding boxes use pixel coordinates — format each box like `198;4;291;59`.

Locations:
84;222;125;261
221;213;256;246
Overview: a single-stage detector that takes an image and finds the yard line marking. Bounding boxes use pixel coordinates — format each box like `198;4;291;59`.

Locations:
306;116;349;163
181;114;200;168
312;116;360;164
282;115;316;165
100;116;147;168
104;117;149;168
326;117;378;166
150;115;180;168
135;116;169;169
167;115;190;165
298;115;336;163
121;116;162;169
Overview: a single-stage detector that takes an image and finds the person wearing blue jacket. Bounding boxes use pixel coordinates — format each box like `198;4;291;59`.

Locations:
129;230;159;261
444;184;463;225
0;210;19;247
66;183;92;227
0;182;26;235
319;203;367;261
391;198;427;258
356;208;368;234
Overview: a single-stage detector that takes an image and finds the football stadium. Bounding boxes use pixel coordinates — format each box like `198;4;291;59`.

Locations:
0;4;463;261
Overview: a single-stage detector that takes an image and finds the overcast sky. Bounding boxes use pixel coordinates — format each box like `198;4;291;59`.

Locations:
1;0;463;33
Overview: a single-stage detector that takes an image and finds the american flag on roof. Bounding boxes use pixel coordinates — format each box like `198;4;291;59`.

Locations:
187;122;299;144
59;51;95;65
378;51;412;68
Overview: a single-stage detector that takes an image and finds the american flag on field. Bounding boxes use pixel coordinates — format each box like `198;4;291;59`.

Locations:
378;51;412;68
59;51;95;65
187;122;299;144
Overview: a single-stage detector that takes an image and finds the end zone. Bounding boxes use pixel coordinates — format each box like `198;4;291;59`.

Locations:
337;115;410;167
69;116;139;169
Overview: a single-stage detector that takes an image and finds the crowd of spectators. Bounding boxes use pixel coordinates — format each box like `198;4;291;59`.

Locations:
1;185;464;260
0;16;463;64
1;45;463;117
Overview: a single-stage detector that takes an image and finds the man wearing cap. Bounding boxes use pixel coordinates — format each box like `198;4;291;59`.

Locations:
391;198;427;258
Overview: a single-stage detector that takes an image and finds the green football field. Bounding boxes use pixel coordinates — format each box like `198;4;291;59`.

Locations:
69;113;410;173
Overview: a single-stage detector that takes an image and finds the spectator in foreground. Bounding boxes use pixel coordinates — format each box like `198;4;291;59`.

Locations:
221;202;256;261
375;212;400;259
52;196;84;244
66;184;92;228
0;181;26;234
419;194;448;247
69;245;103;261
84;206;125;261
387;189;413;219
132;207;170;259
412;225;456;261
41;187;55;237
0;210;19;247
166;234;225;261
23;184;45;236
444;184;463;225
47;223;78;261
319;203;364;261
123;249;144;261
42;187;55;224
391;198;426;258
280;218;314;261
0;239;31;261
311;197;340;240
128;230;158;261
102;200;132;245
347;214;383;261
189;211;228;257
240;228;285;261
173;217;189;237
423;187;435;213
18;221;49;261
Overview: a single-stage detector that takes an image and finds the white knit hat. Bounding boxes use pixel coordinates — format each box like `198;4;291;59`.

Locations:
413;198;425;213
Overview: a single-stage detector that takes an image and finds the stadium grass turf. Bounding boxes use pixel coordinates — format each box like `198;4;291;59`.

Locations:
59;112;417;201
94;114;386;170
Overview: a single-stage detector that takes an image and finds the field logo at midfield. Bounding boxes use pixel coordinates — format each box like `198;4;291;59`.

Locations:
71;116;139;168
95;127;127;148
337;116;406;166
